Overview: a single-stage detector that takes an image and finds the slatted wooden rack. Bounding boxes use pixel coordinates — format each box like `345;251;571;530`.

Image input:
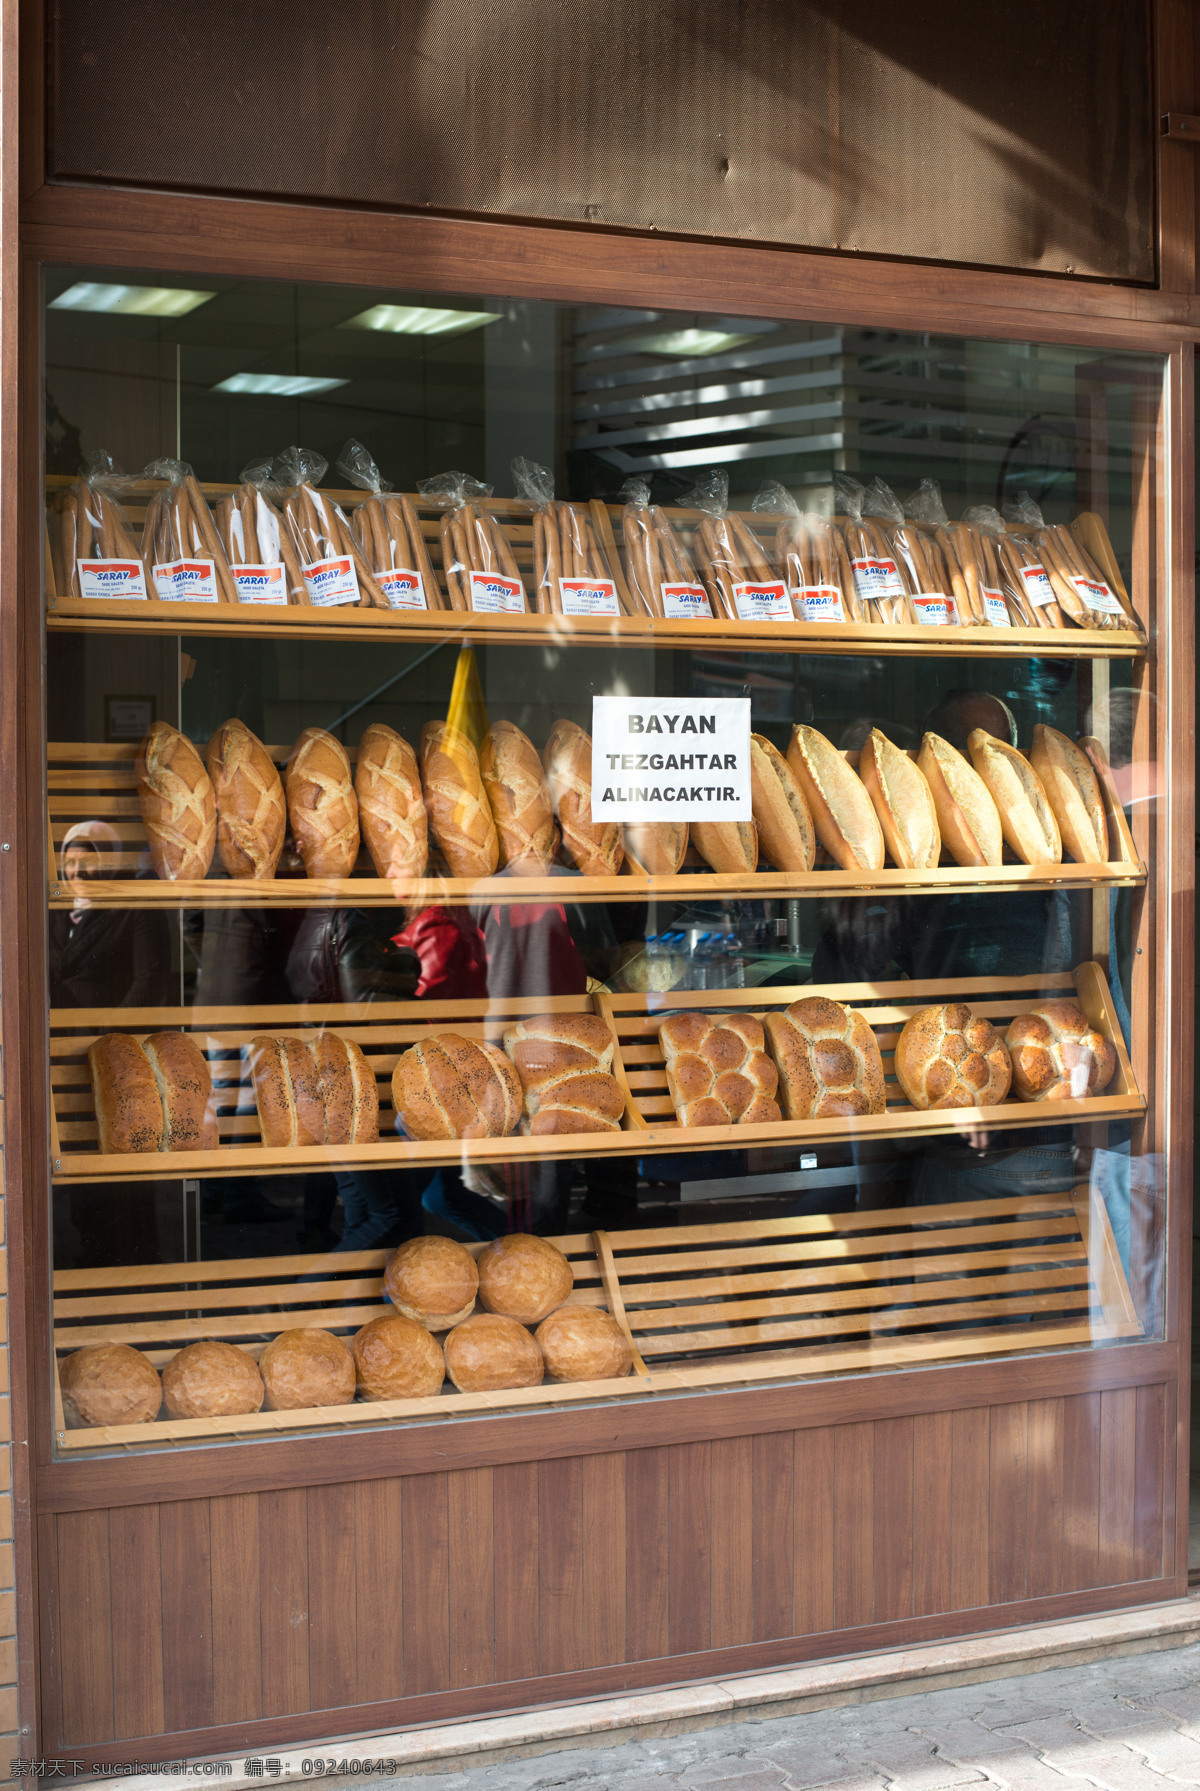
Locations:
52;1185;1141;1451
48;962;1142;1183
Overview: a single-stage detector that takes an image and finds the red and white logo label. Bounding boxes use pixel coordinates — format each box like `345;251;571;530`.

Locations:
469;571;524;614
1019;564;1058;609
1068;574;1123;617
233;564;288;605
795;584;845;623
661;582;713;619
731;580;791;622
377;568;428;611
152;558;219;603
560;577;620;617
911;591;959;626
303;556;360;607
78;559;148;601
982;587;1011;628
850;557;906;606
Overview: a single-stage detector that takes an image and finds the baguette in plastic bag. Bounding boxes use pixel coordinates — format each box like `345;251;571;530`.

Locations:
337;438;441;612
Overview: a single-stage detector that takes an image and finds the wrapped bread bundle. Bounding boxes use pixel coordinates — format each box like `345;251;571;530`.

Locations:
680;471;790;622
337;438;440;613
1034;522;1127;632
513;457;631;618
1071;512;1140;632
140;458;237;604
960;508;1031;626
754;481;859;622
420;469;527;615
61;450;153;602
834;474;912;625
618;476;712;619
995;492;1068;629
276;446;388;609
862;476;956;628
214;460;307;606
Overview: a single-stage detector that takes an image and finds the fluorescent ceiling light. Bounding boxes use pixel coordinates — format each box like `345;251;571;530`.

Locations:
632;328;757;357
340;304;501;336
212;373;349;397
50;282;216;317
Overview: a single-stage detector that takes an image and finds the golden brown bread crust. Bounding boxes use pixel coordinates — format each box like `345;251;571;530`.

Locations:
917;732;1003;867
967;730;1062;866
750;734;815;872
658;1011;781;1127
622;820;688;876
1028;724;1109;864
136;720;216;881
476;1233;575;1325
161;1340;265;1419
249;1031;377;1147
895;1002;1012;1110
858;729;940;870
480;721;559;872
421;721;499;879
355;722;428;880
543;719;623;876
786;725;884;872
503;1015;624;1134
443;1313;544;1392
1005;999;1117;1101
690;820;758;874
206;719;285;879
535;1305;634;1381
260;1328;356;1410
142;1031;218;1151
309;1033;354;1145
352;1314;445;1400
61;1342;161;1428
384;1234;480;1330
248;1035;296;1148
764;997;885;1118
286;727;360;878
283;1037;325;1146
391;1033;523;1141
89;1034;163;1154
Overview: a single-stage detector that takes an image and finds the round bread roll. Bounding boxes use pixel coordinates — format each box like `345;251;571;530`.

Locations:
352;1314;445;1401
60;1342;161;1429
535;1306;634;1382
384;1234;479;1330
1005;999;1117;1102
161;1340;265;1420
260;1328;356;1411
894;1002;1012;1111
477;1232;575;1325
443;1313;544;1392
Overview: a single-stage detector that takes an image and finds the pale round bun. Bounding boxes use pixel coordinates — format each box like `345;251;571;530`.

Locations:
477;1233;574;1326
60;1342;161;1428
161;1340;264;1420
383;1235;479;1330
443;1314;544;1392
352;1314;445;1401
535;1306;634;1382
260;1328;356;1411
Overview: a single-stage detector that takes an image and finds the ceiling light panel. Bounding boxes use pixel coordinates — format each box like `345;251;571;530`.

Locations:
632;328;758;357
212;374;349;397
340;304;501;336
49;282;216;317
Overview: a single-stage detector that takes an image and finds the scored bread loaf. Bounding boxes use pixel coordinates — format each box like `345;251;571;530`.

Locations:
858;729;940;870
355;722;428;880
750;734;815;872
1028;725;1109;864
205;718;285;880
690;820;758;874
503;1014;625;1134
392;1032;523;1140
420;722;500;879
764;997;885;1118
480;720;559;872
967;729;1062;866
309;1032;379;1144
89;1033;163;1154
286;727;360;878
786;724;884;872
141;1031;218;1151
1005;998;1117;1101
136;720;216;881
894;1002;1012;1110
542;719;624;876
622;820;688;876
283;1037;325;1146
917;732;1003;867
246;1031;377;1147
658;1011;781;1127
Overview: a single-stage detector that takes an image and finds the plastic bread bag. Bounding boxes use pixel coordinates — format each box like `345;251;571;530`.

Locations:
678;469;789;623
970;501;1062;629
752;480;859;622
140;457;237;604
336;438;440;613
930;508;1002;627
419;468;525;615
214;458;306;606
275;445;388;609
511;457;632;618
833;472;911;624
1032;519;1128;632
866;476;959;627
61;450;153;602
618;476;711;619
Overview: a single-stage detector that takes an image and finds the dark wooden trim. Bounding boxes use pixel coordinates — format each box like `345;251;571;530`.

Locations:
1157;0;1198;292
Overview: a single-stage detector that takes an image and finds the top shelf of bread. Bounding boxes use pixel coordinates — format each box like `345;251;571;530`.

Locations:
43;474;1146;659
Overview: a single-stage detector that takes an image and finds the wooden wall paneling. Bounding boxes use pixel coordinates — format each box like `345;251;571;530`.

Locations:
1133;1382;1167;1581
625;1447;669;1662
1025;1398;1065;1600
401;1475;449;1696
537;1456;583;1676
1097;1386;1139;1584
210;1495;261;1727
1062;1392;1103;1590
492;1462;539;1683
108;1504;164;1740
306;1483;357;1710
711;1436;754;1649
354;1479;402;1705
872;1417;914;1625
159;1499;212;1734
950;1408;990;1610
35;1515;59;1750
912;1411;953;1617
54;1510;113;1745
988;1402;1029;1604
447;1467;495;1690
259;1488;310;1717
792;1426;834;1636
1163;1378;1179;1579
751;1432;793;1643
833;1423;874;1630
668;1441;711;1658
1158;0;1197;293
581;1453;625;1669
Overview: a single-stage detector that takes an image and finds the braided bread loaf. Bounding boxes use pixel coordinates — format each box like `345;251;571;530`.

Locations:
1005;999;1116;1101
764;996;885;1118
894;1002;1012;1110
503;1014;625;1134
658;1012;781;1127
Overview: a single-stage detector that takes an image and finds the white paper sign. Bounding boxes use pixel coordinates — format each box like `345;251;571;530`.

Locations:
469;570;524;614
303;555;360;607
982;587;1011;628
732;579;791;622
850;556;906;607
378;567;428;611
795;584;845;623
233;563;289;605
152;558;219;603
78;558;148;600
560;576;620;617
1069;574;1124;617
591;696;751;821
661;582;713;619
911;591;958;627
1019;563;1058;609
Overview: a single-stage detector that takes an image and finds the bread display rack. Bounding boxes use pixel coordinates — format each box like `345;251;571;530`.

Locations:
51;1183;1142;1451
49;963;1142;1183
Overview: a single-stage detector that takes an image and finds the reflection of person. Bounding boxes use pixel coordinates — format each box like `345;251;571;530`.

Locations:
50;820;173;1008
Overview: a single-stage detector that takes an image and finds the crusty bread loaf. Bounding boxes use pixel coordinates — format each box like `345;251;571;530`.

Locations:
142;1031;218;1151
205;719;285;879
384;1234;480;1329
60;1342;162;1428
764;997;885;1118
392;1032;523;1140
917;732;1003;867
355;722;428;880
247;1036;295;1148
503;1014;625;1133
444;1313;544;1392
543;719;623;876
858;729;940;870
283;1037;325;1146
786;724;884;872
311;1032;379;1144
1029;725;1109;864
690;820;758;874
136;720;216;881
420;721;500;879
260;1328;356;1411
352;1314;445;1400
658;1011;781;1127
480;720;559;872
894;1002;1012;1110
622;820;688;876
535;1305;634;1381
1005;998;1117;1101
89;1033;163;1154
286;727;360;878
162;1340;264;1419
750;734;815;872
967;730;1062;866
477;1233;575;1325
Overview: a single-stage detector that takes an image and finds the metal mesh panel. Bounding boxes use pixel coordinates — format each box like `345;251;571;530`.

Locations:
48;0;1155;283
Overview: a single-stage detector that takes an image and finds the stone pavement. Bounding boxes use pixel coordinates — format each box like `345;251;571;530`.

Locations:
396;1640;1200;1789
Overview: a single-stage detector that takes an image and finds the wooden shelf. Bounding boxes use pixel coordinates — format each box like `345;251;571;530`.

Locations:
51;1186;1143;1451
48;962;1143;1184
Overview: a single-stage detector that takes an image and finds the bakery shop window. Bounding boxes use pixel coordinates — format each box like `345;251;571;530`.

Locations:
43;267;1163;1452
